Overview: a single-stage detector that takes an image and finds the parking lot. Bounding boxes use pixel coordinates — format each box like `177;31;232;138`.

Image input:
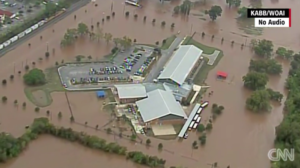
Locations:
58;63;133;89
113;45;155;77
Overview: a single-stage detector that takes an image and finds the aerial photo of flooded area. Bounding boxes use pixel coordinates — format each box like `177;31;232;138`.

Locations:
0;0;299;167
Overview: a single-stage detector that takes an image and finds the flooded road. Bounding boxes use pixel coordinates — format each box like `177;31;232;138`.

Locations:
0;135;145;168
0;0;299;167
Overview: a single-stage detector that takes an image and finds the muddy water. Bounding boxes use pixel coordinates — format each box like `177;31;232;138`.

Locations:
0;135;145;168
0;0;299;167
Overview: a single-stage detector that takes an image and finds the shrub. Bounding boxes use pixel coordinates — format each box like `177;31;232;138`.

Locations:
2;79;7;85
25;65;30;71
2;96;7;102
45;52;50;58
58;112;62;118
146;139;151;146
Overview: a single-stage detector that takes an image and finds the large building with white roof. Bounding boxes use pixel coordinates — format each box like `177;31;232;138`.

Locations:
157;45;203;86
115;84;147;104
136;89;187;125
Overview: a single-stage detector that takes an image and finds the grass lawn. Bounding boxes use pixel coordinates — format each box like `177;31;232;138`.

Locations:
182;36;217;54
24;67;64;107
161;35;176;50
182;36;224;85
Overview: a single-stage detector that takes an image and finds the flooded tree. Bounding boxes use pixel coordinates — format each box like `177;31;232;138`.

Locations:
25;65;30;71
146;139;151;146
243;71;268;90
205;5;223;21
266;88;283;102
70;116;75;122
134;14;138;19
1;96;7;102
58;112;62;119
61;28;78;46
23;68;46;86
246;89;271;112
158;143;163;150
276;47;294;60
249;59;282;75
96;22;100;27
171;23;175;29
179;0;191;15
155;41;159;45
173;6;180;14
74;15;76;20
237;7;248;18
77;23;89;36
199;134;206;145
161;21;166;27
22;102;26;108
152;19;156;24
225;0;241;8
35;107;40;112
192;140;198;149
10;75;14;80
106;15;110;20
45;52;50;58
46;110;50;116
125;11;129;17
197;124;205;132
90;25;94;31
14;100;18;106
2;79;7;85
143;16;147;22
104;33;113;44
253;39;273;58
206;123;213;130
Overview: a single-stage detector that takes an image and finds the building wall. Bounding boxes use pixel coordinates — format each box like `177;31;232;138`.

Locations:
119;97;144;104
145;114;186;125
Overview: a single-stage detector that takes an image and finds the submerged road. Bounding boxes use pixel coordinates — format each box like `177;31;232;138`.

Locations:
0;0;91;57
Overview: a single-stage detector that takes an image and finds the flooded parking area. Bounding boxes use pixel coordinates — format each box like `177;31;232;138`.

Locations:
0;135;145;168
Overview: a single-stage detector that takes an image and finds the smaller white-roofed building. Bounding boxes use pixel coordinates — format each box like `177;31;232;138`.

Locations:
115;84;147;104
136;89;187;125
158;45;203;86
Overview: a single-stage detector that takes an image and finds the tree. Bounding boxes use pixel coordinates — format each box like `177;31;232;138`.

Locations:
197;124;205;132
242;72;268;90
205;5;222;21
246;89;271;112
253;39;273;58
249;59;282;75
58;112;62;119
23;68;46;86
206;123;213;130
104;33;113;44
2;96;7;102
226;0;241;7
158;143;163;150
237;7;248;18
173;6;180;14
77;23;89;36
146;139;151;146
179;0;192;15
276;47;294;60
45;52;50;58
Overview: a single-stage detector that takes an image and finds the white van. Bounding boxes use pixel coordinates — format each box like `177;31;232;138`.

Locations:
193;114;199;120
196;108;202;114
193;123;198;129
201;101;209;108
196;117;201;123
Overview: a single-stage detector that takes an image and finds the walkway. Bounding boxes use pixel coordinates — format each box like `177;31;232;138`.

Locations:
202;50;221;66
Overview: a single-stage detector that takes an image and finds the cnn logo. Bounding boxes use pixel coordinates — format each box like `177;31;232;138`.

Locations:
268;148;294;161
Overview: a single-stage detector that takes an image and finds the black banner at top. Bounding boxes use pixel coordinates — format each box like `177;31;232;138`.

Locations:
247;8;290;18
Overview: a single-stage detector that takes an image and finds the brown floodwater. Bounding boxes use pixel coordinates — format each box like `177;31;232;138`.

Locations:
0;135;145;168
0;0;299;167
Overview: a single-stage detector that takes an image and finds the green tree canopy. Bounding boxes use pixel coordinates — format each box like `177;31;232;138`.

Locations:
242;71;268;90
23;68;46;86
237;7;248;18
77;23;89;35
226;0;241;7
249;59;282;75
205;5;223;21
253;39;274;58
276;47;294;60
246;89;271;112
274;52;300;168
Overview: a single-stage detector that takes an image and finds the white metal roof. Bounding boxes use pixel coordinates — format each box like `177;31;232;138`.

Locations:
136;89;187;122
158;45;203;85
115;84;147;99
